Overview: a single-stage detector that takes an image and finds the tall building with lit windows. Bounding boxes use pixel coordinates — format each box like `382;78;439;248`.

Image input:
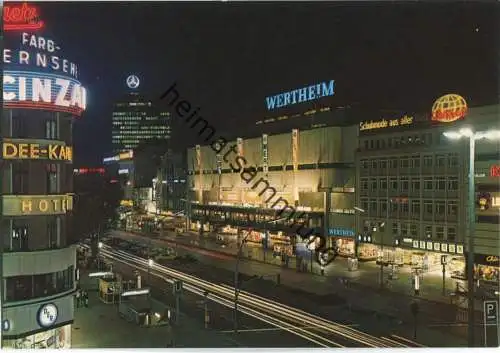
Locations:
111;75;171;154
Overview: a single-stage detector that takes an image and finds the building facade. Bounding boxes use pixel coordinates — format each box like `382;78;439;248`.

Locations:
1;12;85;348
111;76;171;154
355;103;499;287
186;107;358;259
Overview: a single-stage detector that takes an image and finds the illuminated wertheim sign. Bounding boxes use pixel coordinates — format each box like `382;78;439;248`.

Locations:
359;115;414;131
4;3;44;31
265;80;335;110
2;139;72;162
2;194;73;216
3;71;87;116
431;94;467;123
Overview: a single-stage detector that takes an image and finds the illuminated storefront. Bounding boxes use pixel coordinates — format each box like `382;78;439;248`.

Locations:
1;3;84;348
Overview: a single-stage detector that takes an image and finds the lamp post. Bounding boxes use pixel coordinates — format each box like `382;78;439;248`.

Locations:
443;127;500;347
98;241;103;271
353;206;366;259
148;258;154;285
234;232;250;334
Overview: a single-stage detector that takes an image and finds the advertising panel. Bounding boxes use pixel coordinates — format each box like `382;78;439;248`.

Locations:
2;138;72;162
2;194;73;216
262;134;268;174
4;3;44;31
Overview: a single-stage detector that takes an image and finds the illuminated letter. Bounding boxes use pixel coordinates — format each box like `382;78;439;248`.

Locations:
3;143;18;158
3;75;16;100
66;146;73;161
18;144;29;158
298;88;307;103
18;77;27;101
21;200;32;213
307;85;316;100
59;145;66;160
39;200;48;212
265;96;277;110
321;80;335;97
32;78;52;102
70;84;83;108
30;144;40;159
48;144;58;159
51;199;60;211
55;78;70;107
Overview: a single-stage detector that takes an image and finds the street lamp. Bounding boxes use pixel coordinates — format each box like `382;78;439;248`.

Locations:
443;127;500;347
148;258;154;285
234;231;251;334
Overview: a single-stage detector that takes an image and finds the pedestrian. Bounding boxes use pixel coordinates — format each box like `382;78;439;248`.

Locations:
76;288;81;308
84;291;89;308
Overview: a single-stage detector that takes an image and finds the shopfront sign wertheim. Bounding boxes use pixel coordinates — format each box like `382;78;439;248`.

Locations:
2;139;72;162
328;227;355;237
1;194;73;216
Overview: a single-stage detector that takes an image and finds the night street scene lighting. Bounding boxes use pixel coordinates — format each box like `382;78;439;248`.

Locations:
1;0;498;350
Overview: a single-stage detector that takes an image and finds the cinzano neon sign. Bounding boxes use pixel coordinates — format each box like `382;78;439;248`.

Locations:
3;71;87;116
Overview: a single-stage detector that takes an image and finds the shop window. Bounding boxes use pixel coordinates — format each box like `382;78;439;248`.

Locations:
401;177;409;191
401;223;409;236
436;177;446;191
447;177;458;191
436;226;445;240
390;158;398;169
423;155;433;167
411;200;420;215
424;225;433;239
411;156;421;168
411;179;420;192
392;222;399;235
447;201;458;216
410;224;418;237
380;178;388;190
390;178;398;191
435;201;446;215
424;178;433;191
424;200;433;214
447;227;457;242
448;154;459;167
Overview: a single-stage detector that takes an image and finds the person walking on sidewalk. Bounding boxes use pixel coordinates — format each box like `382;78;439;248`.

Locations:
83;291;89;308
76;288;81;308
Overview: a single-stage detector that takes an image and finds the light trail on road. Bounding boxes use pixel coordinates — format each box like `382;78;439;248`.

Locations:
88;242;422;348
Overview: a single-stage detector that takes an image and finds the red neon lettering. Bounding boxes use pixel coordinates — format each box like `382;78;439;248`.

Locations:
431;107;467;122
4;3;44;31
491;165;500;177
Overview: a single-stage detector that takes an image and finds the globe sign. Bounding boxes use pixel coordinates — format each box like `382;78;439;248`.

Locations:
126;75;140;89
431;94;468;123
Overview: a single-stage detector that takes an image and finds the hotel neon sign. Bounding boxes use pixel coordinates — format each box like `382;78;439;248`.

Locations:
2;139;73;162
359;115;414;131
2;194;73;216
4;3;44;31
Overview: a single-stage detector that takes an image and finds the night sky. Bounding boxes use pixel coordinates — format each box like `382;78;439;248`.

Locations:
34;1;499;166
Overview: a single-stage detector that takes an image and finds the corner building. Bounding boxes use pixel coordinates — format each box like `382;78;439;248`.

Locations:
1;24;86;347
355;104;499;289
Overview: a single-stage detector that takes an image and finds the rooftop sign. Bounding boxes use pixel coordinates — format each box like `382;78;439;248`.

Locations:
431;94;467;123
4;3;44;31
265;80;335;110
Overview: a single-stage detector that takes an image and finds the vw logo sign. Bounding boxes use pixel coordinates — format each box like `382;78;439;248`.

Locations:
126;75;140;89
37;303;58;328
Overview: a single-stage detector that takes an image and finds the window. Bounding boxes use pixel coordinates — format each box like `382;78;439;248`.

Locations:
447;227;457;241
390;158;398;169
380;200;388;214
47;218;58;248
424;178;433;191
370;200;377;213
400;158;410;168
436;154;446;167
436;226;445;240
12;163;29;194
435;201;446;215
392;222;399;235
410;224;418;237
447;177;458;191
423;155;433;167
424;200;433;214
436;177;446;190
360;178;369;191
379;160;387;169
400;202;409;213
360;199;369;212
360;160;368;169
371;160;378;169
45;120;57;139
448;154;459;167
391;201;398;213
411;200;420;215
364;141;369;150
371;179;377;191
424;225;433;239
411;156;420;168
46;164;58;194
12;115;28;138
401;177;409;191
380;178;388;190
411;179;420;192
401;223;409;236
447;201;458;216
390;178;398;191
11;224;29;251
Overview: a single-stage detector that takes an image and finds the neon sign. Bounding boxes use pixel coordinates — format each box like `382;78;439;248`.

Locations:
1;194;73;216
4;3;44;31
359;115;414;131
2;140;73;162
3;71;87;116
490;165;500;177
265;80;335;110
431;94;467;123
126;75;140;89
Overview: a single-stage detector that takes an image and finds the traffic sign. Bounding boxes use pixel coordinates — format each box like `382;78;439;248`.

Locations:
484;300;498;325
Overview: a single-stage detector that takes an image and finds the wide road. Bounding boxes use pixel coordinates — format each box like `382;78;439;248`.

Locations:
90;242;422;348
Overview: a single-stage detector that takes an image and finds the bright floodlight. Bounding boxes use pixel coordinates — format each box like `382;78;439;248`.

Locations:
353;206;365;213
121;288;150;297
148;259;154;267
482;130;500;140
444;129;500;141
443;131;463;140
98;242;103;248
459;127;473;137
88;271;113;278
